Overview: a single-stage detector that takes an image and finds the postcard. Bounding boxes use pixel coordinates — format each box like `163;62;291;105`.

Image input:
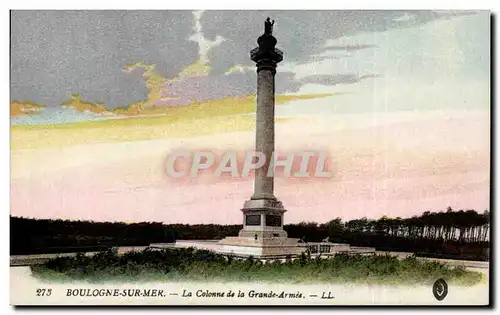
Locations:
10;10;490;306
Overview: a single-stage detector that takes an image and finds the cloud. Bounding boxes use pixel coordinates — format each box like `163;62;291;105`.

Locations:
307;44;377;61
157;71;303;105
124;62;168;108
11;10;483;109
200;10;478;75
10;10;199;108
224;65;254;75
393;13;416;23
322;44;378;52
175;10;225;80
296;55;350;66
300;74;379;86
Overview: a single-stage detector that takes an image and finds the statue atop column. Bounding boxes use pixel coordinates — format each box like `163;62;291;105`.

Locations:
251;17;283;66
264;17;274;35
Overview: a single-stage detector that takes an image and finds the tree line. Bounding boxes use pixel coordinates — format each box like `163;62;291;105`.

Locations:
311;207;490;243
10;207;489;260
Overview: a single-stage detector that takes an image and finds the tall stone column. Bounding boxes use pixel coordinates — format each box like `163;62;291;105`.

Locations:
250;18;283;201
252;59;277;200
238;18;287;239
219;19;306;258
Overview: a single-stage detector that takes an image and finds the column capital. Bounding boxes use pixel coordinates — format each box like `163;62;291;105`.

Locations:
250;46;283;65
255;59;278;74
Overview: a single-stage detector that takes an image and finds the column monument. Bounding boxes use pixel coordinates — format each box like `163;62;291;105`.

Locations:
218;18;305;258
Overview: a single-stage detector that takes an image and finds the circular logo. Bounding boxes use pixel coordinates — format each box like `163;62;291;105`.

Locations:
432;278;448;301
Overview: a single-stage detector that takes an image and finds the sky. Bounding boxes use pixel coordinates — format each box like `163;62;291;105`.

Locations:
10;10;491;224
11;10;489;109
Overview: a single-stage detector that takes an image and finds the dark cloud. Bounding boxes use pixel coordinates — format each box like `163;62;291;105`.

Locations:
11;10;198;107
200;10;480;75
158;71;302;105
11;10;481;108
300;74;379;86
157;71;379;106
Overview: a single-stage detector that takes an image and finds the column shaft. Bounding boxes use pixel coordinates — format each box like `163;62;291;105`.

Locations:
252;67;276;200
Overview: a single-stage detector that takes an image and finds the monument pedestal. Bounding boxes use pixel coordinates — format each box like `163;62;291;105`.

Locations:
217;199;306;258
218;236;306;259
238;199;287;238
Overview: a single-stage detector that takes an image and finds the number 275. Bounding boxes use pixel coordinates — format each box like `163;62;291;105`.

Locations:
36;289;52;296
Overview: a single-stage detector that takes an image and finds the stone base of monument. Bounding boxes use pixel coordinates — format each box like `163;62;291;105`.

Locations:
149;198;376;259
216;236;306;259
149;198;378;259
150;240;377;260
150;238;307;259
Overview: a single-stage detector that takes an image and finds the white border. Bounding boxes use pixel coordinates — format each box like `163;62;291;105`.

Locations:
4;0;498;10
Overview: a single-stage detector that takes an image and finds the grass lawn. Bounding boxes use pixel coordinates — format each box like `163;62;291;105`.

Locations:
31;248;484;285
